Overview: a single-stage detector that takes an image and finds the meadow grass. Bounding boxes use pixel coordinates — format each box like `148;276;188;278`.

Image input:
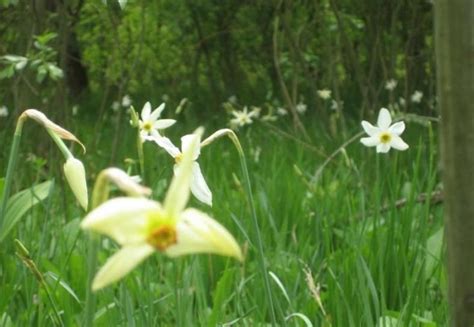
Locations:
0;113;446;326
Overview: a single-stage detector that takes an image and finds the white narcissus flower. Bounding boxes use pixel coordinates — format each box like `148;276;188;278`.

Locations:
111;101;120;112
411;90;423;103
385;79;397;91
154;134;212;206
121;95;132;107
230;107;257;128
139;102;176;142
360;108;409;153
64;157;88;210
296;102;307;114
81;130;242;291
317;89;332;100
0;106;8;117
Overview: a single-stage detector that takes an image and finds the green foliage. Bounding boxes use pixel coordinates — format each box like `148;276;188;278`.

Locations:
0;32;63;84
0;180;53;242
0;1;447;325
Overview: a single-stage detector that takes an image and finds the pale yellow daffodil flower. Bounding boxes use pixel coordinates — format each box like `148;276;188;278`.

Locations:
81;129;242;291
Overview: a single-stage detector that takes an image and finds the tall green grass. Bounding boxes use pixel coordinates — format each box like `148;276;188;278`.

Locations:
0;115;446;326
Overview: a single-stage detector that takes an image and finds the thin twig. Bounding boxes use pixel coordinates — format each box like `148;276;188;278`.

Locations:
262;122;327;158
380;190;444;213
310;131;364;184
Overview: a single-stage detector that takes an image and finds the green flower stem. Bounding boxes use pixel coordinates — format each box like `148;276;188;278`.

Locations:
202;129;278;325
0;118;25;232
237;146;278;325
129;107;145;182
47;129;73;160
84;171;112;327
137;129;145;182
84;235;98;327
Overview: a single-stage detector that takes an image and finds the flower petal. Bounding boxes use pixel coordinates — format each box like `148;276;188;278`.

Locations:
141;102;152;121
390;135;409;151
92;244;154;291
377;108;392;129
376;143;391;153
81;197;161;245
153;119;176;130
181;134;201;160
150;103;166;122
389;121;405;136
190;162;212;206
165;208;242;261
164;128;204;217
360;136;379;147
100;168;151;197
361;121;379;137
153;136;181;158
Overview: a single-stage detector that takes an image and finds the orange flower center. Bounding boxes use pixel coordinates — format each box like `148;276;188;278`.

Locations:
147;225;177;251
379;132;392;144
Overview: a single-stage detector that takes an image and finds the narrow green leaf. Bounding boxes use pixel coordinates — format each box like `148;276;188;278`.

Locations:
426;227;444;279
0;180;53;242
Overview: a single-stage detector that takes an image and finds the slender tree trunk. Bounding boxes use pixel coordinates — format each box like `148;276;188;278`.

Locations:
435;0;474;325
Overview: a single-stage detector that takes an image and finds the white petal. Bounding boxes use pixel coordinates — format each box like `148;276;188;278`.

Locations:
81;197;161;245
376;143;391;153
164;129;203;217
92;244;154;291
150;103;166;122
190;162;212;206
390;135;409;151
389;121;405;136
361;121;379;136
181;134;201;160
153;119;176;130
141;102;152;121
165;208;242;261
153;136;181;158
377;108;392;129
360;136;379;147
150;130;163;141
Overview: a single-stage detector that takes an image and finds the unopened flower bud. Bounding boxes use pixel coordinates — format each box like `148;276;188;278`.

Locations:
64;157;88;210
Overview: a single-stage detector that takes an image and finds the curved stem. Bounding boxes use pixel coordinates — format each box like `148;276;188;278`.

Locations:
201;128;278;324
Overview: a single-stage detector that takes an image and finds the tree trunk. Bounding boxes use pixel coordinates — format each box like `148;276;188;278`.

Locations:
435;0;474;325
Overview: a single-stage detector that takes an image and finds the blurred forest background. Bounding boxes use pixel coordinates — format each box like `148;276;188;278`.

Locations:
0;0;435;128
